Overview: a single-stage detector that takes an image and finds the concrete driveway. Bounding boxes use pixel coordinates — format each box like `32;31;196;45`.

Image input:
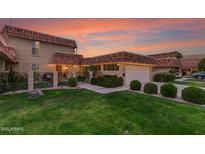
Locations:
79;82;129;94
80;82;204;98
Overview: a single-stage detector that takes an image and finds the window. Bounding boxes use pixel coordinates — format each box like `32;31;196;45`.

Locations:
32;41;40;56
103;64;119;71
32;64;39;72
94;65;101;71
88;65;101;71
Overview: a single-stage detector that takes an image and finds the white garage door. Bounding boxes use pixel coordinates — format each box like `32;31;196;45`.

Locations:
125;65;150;85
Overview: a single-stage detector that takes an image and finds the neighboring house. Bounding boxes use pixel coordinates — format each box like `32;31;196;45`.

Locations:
181;54;205;74
149;51;183;74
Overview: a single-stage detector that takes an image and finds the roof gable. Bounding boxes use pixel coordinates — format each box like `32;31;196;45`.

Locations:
1;25;77;48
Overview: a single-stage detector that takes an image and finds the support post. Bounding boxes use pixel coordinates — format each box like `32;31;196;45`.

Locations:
53;71;58;88
89;71;93;83
72;71;77;78
28;71;34;90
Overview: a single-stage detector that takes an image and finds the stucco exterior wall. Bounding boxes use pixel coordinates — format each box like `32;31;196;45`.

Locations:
152;68;171;74
7;37;75;72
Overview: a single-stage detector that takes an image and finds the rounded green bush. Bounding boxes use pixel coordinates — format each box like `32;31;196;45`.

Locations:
182;87;205;104
153;73;163;82
91;75;123;88
90;77;97;85
68;77;77;87
162;73;175;82
160;83;177;98
143;83;158;94
153;73;175;82
130;80;141;90
169;68;178;74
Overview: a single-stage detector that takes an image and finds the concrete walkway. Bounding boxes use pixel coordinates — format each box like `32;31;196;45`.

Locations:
79;82;205;97
153;82;188;97
153;82;205;97
79;82;129;94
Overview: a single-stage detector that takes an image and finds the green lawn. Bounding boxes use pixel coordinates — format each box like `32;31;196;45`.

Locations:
173;80;205;87
1;89;205;135
184;78;205;82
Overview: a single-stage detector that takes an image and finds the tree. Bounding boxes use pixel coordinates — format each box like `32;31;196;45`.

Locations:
169;68;177;74
198;58;205;71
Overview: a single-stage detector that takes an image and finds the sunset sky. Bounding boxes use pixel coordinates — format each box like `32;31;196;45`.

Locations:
0;18;205;57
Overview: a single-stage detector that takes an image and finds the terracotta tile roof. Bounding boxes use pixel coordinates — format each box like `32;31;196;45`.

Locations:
50;52;83;65
181;55;205;69
149;51;183;59
0;33;7;46
155;59;182;68
1;25;77;48
50;51;156;66
0;33;17;63
82;51;156;65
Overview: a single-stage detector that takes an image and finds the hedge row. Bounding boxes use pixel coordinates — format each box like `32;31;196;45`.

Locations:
0;71;28;94
182;87;205;104
91;75;123;88
130;80;205;104
130;81;159;94
153;73;175;82
68;77;77;87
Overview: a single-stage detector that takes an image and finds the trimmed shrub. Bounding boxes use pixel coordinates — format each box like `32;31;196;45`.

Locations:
160;83;177;98
153;73;163;82
90;75;123;88
143;83;158;94
130;80;141;91
0;72;28;93
34;81;53;89
162;73;175;82
90;77;97;85
153;73;175;82
182;87;205;104
118;77;123;87
91;76;103;85
169;68;178;74
77;75;87;82
191;70;197;74
58;80;68;86
68;77;77;87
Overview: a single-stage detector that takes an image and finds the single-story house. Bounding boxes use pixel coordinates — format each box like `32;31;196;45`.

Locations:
0;25;188;90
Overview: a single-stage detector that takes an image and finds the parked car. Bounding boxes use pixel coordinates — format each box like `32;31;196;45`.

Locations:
192;71;205;79
175;72;182;79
